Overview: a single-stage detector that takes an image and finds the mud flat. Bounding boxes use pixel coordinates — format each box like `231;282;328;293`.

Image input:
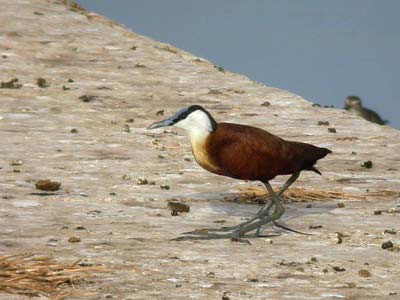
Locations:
0;1;399;299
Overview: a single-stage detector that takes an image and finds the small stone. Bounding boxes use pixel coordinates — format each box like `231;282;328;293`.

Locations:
310;257;317;263
75;226;86;230
337;202;345;208
158;155;165;159
389;292;398;296
122;174;131;181
308;225;323;229
160;184;170;190
332;266;346;272
328;127;337;133
126;118;134;123
79;95;97;102
168;201;190;216
261;101;270;107
109;192;116;196
68;78;74;83
62;85;70;90
156;110;164;116
206;272;216;278
1;78;22;89
131;46;137;50
306;204;312;208
1;195;14;199
245;278;259;282
13;169;20;173
68;236;81;243
312;103;321;107
122;124;130;133
10;160;23;166
351;151;357;155
381;240;394;249
374;210;382;215
362;161;373;169
358;269;372;277
322;268;328;273
175;284;182;288
384;229;397;235
184;157;192;162
36;78;49;88
387;207;398;213
35;179;61;191
70;128;78;133
296;267;305;272
137;177;148;185
336;232;344;244
318;121;329;126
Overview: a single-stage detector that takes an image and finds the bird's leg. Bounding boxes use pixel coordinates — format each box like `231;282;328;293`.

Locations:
198;173;301;234
255;172;301;236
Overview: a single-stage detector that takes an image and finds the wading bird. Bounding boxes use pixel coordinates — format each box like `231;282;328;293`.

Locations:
345;96;387;125
147;105;331;241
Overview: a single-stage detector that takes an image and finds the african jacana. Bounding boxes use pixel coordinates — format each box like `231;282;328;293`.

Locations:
147;105;331;240
345;96;387;125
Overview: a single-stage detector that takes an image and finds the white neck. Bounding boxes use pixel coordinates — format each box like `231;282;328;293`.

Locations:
173;109;213;145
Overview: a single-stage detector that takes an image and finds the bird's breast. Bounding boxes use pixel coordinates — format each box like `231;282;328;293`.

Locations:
189;133;222;175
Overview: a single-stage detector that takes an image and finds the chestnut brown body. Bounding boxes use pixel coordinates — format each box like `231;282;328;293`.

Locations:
192;123;331;181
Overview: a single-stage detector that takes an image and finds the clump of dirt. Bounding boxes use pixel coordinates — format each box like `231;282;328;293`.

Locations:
35;179;61;191
36;78;49;88
1;78;22;89
168;201;190;216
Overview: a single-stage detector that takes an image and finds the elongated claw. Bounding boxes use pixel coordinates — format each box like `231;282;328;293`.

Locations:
172;231;240;241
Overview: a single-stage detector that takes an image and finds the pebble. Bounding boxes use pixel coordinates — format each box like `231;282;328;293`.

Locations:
381;240;394;249
122;174;130;180
35;179;61;191
68;236;81;243
10;160;23;166
332;266;346;272
137;177;148;185
358;269;372;277
261;101;270;107
362;160;373;169
160;184;170;190
328;127;337;133
384;229;397;235
337;202;345;208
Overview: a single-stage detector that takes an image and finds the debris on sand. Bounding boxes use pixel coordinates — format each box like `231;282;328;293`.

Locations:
35;179;61;192
227;186;399;204
381;240;394;250
36;78;49;88
168;201;190;216
358;269;372;277
68;237;81;243
79;95;97;102
362;160;373;169
10;160;24;166
1;78;22;89
0;254;108;298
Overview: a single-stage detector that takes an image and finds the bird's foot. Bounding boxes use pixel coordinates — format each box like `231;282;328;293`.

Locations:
172;230;251;244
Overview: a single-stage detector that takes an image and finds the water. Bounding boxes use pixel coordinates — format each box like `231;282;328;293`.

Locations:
77;0;400;129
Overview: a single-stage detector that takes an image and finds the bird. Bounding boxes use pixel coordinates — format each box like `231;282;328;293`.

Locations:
147;105;331;241
344;96;387;125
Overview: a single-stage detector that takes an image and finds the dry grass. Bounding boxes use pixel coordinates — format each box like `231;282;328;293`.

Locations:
0;254;108;299
224;186;399;204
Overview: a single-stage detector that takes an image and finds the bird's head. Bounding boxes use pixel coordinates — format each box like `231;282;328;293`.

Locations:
147;105;217;134
345;96;362;109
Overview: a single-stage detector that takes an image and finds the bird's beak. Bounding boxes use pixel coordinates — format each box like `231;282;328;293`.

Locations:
147;116;175;130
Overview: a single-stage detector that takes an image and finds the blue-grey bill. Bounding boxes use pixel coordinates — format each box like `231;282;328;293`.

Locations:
147;117;174;130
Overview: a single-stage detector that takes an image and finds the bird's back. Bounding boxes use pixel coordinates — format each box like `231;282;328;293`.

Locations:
205;123;331;181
